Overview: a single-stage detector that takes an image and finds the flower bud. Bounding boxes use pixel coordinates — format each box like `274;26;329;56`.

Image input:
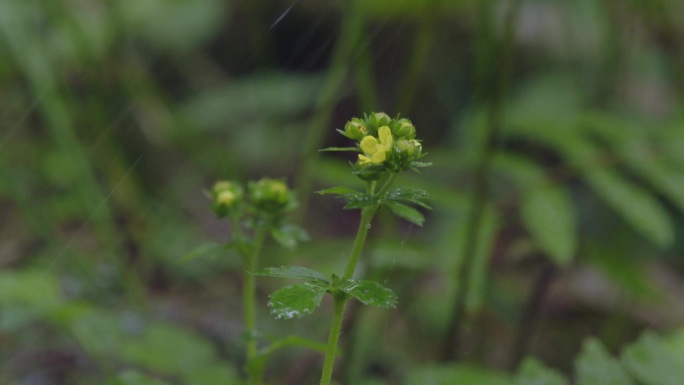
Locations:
394;119;416;139
372;112;391;126
211;180;243;217
249;178;293;213
395;139;422;158
343;119;367;140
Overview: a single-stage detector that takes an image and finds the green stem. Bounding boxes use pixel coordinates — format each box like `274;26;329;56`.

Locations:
343;208;376;279
319;175;397;384
319;295;348;385
244;227;267;384
376;173;397;197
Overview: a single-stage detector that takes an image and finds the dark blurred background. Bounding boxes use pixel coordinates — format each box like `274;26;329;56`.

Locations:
2;0;684;384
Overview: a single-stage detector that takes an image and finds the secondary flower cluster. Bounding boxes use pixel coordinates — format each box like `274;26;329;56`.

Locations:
337;112;426;179
211;177;296;223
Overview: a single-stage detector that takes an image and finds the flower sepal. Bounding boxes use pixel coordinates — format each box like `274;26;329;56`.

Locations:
352;162;385;181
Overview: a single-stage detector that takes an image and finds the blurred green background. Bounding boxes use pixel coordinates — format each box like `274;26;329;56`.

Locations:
2;0;684;384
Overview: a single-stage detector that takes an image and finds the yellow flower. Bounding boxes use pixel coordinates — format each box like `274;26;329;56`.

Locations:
358;126;393;165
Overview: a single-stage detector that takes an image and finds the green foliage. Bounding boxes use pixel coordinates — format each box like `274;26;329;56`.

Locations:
256;266;398;318
406;364;513;385
335;279;398;308
268;283;328;320
384;187;432;209
116;0;226;53
108;371;172;385
3;0;684;383
584;169;673;248
66;308;239;385
520;185;577;266
317;185;430;225
516;358;569;385
576;338;634;385
403;331;684;385
384;200;425;227
270;224;310;249
621;332;684;385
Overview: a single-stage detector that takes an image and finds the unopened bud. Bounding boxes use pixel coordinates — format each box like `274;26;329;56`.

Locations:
372;112;391;125
250;178;293;213
395;139;422;158
395;119;416;139
344;119;367;140
211;180;243;217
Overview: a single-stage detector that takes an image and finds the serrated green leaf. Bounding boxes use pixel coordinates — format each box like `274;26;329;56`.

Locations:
385;201;425;226
251;266;328;284
319;147;359;152
621;332;684;385
520;185;577;266
585;169;673;248
270;225;309;249
344;192;380;210
384;188;432;209
336;279;398;308
317;186;359;196
268;283;327;319
516;358;569;385
576;338;634;385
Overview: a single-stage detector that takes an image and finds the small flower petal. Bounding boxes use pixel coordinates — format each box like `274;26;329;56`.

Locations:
360;135;380;155
378;126;392;148
358;154;373;165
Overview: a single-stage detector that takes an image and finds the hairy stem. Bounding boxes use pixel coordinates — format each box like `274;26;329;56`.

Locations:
343;208;376;279
244;227;267;384
320;175;395;384
319;295;348;385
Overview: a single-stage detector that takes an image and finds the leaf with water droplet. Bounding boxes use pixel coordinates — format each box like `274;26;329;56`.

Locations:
268;283;327;320
336;279;398;308
384;188;432;210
